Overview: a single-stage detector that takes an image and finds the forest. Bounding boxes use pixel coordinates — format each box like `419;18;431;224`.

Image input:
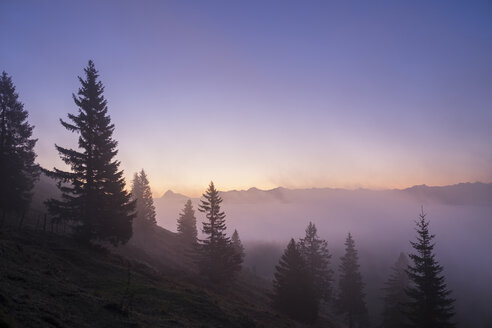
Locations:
1;60;488;328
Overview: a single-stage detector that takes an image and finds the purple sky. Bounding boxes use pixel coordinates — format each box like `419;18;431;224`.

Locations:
1;0;491;196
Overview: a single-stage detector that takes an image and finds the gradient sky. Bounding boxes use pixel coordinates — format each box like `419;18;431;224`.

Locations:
1;0;491;196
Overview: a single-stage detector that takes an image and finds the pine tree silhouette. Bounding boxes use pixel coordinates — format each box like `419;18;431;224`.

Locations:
299;221;333;303
337;233;368;328
131;169;156;227
272;238;317;323
177;199;197;245
231;229;245;263
196;181;241;284
381;252;410;328
405;208;455;328
44;61;135;245
0;71;39;217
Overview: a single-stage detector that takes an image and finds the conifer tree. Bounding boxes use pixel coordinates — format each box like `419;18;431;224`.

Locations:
131;169;156;226
272;238;317;323
44;61;135;245
197;181;242;284
337;233;368;328
381;252;410;328
177;199;197;244
0;72;39;216
231;229;245;263
299;222;333;303
130;172;142;199
405;208;455;328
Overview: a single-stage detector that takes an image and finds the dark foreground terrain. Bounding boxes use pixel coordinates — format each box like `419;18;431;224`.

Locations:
0;227;315;328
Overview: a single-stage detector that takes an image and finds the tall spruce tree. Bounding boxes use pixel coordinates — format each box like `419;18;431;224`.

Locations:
272;238;318;323
130;169;156;226
381;252;410;328
197;181;242;284
45;61;135;245
337;233;368;328
177;199;197;244
299;221;333;303
405;209;455;328
231;229;245;263
0;72;39;217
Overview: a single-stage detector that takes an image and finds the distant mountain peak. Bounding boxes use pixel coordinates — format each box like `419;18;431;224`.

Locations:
163;190;175;196
158;189;188;200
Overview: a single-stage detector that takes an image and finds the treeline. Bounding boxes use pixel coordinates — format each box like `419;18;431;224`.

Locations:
166;180;245;284
270;209;456;327
130;169;245;283
0;60;245;283
0;61;455;327
0;71;40;226
1;61;135;244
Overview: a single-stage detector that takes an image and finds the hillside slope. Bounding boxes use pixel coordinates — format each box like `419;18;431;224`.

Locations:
0;228;313;328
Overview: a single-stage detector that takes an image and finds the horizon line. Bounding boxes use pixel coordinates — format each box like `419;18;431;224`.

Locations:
154;180;491;199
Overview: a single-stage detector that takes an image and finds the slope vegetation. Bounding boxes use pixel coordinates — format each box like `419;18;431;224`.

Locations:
0;227;308;328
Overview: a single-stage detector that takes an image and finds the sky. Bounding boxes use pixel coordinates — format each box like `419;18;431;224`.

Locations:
1;0;491;197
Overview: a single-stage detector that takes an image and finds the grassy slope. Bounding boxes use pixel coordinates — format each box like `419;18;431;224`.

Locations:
0;228;310;328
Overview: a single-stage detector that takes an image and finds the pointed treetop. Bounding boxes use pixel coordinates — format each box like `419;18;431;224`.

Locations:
44;61;134;245
299;221;333;303
177;199;197;244
272;237;317;323
337;232;367;326
0;71;40;213
231;229;245;260
406;208;455;327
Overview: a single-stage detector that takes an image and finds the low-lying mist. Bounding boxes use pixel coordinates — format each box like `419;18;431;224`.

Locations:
154;184;492;327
